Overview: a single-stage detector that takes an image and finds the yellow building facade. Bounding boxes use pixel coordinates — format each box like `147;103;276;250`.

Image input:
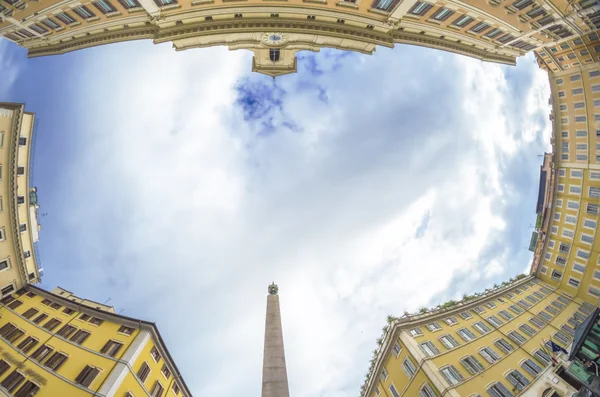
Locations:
0;284;191;397
362;48;600;397
0;0;598;74
0;103;42;293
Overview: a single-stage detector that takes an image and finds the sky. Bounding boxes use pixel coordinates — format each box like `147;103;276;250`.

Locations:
0;37;552;396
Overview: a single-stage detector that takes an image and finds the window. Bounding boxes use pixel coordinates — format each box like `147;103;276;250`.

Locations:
0;323;23;343
498;310;513;321
22;307;38;319
93;0;116;13
420;341;439;356
570;186;582;194
485;28;502;38
389;384;400;397
562;229;574;239
485;302;496;309
440;365;463;385
529;316;544;328
554;331;571;345
380;367;388;382
525;295;537;304
444;316;458;325
546;305;559;316
56;324;77;339
138;362;151;382
30;345;53;362
584;219;597;229
457;328;476;342
577;249;590;260
506;369;530;391
439;334;460;349
494;338;514;354
119;0;140;7
44;351;68;371
459;312;472;320
426;322;441;332
573;263;586;273
591;187;600;198
118;325;134;335
151;346;162;362
538;311;552;322
269;49;280;62
589;203;600;214
79;313;90;321
517;300;531;309
50;302;61;310
32;313;48;324
534;349;551;366
519;324;536;337
452;15;474;27
14;381;40;397
76;365;100;388
551;270;562;280
100;340;123;357
69;329;91;345
409;1;432;15
479;347;500;363
160;364;171;379
89;317;103;326
508;304;523;314
487;316;503;327
576;129;587;135
431;7;454;21
392;342;401;356
568;278;581;288
16;167;24;176
150;381;164;397
570;74;582;81
56;12;75;24
561;324;574;337
402;357;416;378
470;22;489;32
419;384;436;397
63;307;75;315
409;327;422;337
473;322;490;334
43;318;62;332
589;285;600;297
508;330;527;345
7;300;22;310
75;5;97;19
1;370;25;393
460;355;484;374
16;336;37;353
172;383;180;395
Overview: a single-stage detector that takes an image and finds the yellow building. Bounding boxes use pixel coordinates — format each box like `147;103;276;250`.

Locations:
0;284;191;397
361;51;600;397
0;0;598;75
0;103;42;293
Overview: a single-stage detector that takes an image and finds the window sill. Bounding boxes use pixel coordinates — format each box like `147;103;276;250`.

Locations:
337;1;358;8
105;11;122;17
367;7;389;15
303;0;327;4
191;0;214;4
127;6;145;12
86;16;101;22
159;3;180;9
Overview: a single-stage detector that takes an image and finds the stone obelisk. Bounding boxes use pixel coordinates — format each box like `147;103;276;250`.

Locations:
261;282;290;397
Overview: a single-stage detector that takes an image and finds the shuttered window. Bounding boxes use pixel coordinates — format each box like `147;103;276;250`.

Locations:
44;352;68;371
43;318;62;332
8;300;22;310
521;359;542;376
1;370;25;392
75;365;100;388
138;362;151;382
32;313;48;324
30;345;53;362
460;355;485;374
494;338;514;354
150;381;165;397
57;324;77;339
16;336;38;354
22;308;38;319
14;381;40;397
100;340;123;357
506;369;530;391
534;349;551;366
69;330;91;345
479;347;500;363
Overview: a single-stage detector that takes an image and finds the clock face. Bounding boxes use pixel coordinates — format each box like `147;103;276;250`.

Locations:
262;32;286;46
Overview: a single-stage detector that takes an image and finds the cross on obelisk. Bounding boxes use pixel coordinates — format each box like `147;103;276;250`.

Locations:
261;282;290;397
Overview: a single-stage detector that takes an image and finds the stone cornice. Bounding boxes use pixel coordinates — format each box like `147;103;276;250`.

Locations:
156;18;395;47
28;26;157;57
392;30;517;65
4;103;29;287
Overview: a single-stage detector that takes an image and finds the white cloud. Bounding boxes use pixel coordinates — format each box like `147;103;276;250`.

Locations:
37;43;551;396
